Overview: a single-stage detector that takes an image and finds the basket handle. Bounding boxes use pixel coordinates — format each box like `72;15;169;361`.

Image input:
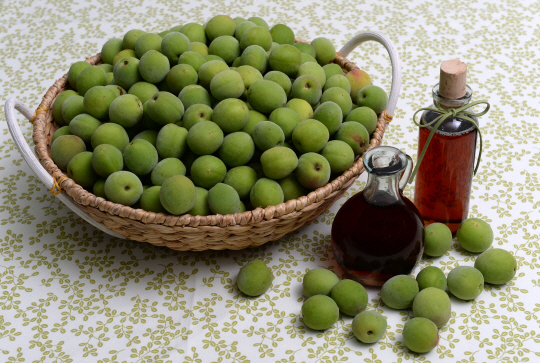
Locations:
4;97;125;239
339;31;401;116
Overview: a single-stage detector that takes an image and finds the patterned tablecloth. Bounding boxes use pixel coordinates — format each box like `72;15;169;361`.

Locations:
1;0;539;361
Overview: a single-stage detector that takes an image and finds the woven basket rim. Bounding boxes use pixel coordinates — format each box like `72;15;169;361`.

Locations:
32;39;389;230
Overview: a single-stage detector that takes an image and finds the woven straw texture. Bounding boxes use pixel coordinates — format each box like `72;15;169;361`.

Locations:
31;47;390;251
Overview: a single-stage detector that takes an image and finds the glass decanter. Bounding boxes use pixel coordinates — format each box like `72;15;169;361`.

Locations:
331;146;425;286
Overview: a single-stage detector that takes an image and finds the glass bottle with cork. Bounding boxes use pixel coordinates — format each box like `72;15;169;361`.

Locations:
412;59;489;233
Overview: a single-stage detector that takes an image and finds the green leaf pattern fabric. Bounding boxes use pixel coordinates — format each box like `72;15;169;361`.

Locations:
0;0;539;361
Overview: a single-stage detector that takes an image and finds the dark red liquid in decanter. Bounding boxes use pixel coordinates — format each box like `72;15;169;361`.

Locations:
331;146;424;287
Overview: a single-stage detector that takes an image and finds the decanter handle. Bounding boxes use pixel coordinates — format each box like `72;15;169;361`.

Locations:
399;154;414;191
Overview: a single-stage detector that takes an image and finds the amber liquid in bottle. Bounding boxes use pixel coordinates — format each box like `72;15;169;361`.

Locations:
331;146;424;287
413;85;478;234
332;192;424;286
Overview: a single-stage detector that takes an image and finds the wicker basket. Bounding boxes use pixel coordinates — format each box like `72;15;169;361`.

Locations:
5;31;401;251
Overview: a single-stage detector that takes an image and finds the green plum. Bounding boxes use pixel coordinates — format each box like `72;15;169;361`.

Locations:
352;311;387;344
205;15;236;41
161;32;191;64
456;218;493;253
320;140;355;173
212;98;249;133
208;183;241;215
268;44;302;77
67;151;98;189
218;132;255;167
188;187;210;216
139;50;170;84
311;37;336;65
270;24;294;44
209;35;241;64
52;90;78;126
242;110;267;136
51;126;70;144
252;121;285;151
247;80;287;114
320;86;352;116
123;29;146;50
312;101;343;135
151;158;186;186
286;98;313;121
295;152;331;189
76;66;107;96
198;60;229;89
447;266;484;300
346;68;371;100
330;279;368;316
278;174;308;201
159;175;197;215
402;318;439;353
324;74;351;93
412;287;451;328
345;106;378;135
123;139;158;176
190;155;227;189
156;123;188;159
134;33;162;58
147;91;184;125
128;82;158;104
113;57;142;90
140;186;166;213
67;61;90;89
334;121;370;156
91;123;129;152
380;275;419;309
210;70;244;100
83;86;116;120
51;135;86;171
250;178;284;208
178;51;206;73
291;75;322;107
302;295;339;331
109;94;144;128
183;104;213;130
260;146;298;179
269;107;300;140
180;22;207;43
68;114;102;145
104;171;143;206
264;71;291;96
416;266;447;291
178;84;212;109
323;63;343;80
237;260;273;296
423;223;453;257
223;166;258;199
302;268;339;297
293;42;316;57
357;85;388;114
91;144;123;178
166;64;198;96
187;121;224;155
292;119;329;153
474;248;517;285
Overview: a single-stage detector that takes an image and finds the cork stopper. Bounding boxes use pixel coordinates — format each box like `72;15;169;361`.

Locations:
439;59;467;99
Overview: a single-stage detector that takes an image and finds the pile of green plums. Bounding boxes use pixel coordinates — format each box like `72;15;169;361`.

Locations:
379;218;517;353
300;268;388;343
49;14;389;216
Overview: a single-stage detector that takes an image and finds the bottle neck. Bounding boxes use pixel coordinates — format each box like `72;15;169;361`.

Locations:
432;83;473;109
363;173;402;206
